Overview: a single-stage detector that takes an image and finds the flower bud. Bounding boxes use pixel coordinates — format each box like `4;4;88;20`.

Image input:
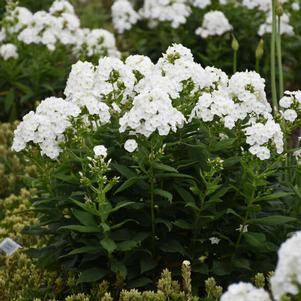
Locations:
276;3;284;16
256;39;264;60
231;35;239;52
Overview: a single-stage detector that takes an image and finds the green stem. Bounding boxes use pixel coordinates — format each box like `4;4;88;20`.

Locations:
271;0;278;113
255;58;260;73
149;147;156;255
150;173;155;253
233;50;237;74
276;16;284;98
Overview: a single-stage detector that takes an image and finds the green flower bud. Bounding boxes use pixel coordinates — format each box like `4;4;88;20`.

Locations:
276;3;284;16
232;35;239;52
256;39;264;60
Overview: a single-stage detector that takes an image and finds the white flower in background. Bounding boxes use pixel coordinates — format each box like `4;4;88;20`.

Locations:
279;96;293;108
209;237;220;245
124;139;138;152
12;97;80;159
279;91;301;123
0;29;6;42
258;13;294;36
271;231;301;301
219;0;230;4
236;224;249;233
191;0;211;9
242;0;289;11
0;43;18;60
221;282;271;301
139;0;191;28
292;2;300;11
74;28;120;58
282;109;297;122
242;0;271;11
2;1;119;58
93;145;108;158
112;0;140;33
293;149;301;165
195;11;232;38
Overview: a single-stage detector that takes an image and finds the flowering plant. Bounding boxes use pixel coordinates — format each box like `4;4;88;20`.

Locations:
0;0;119;121
12;43;301;289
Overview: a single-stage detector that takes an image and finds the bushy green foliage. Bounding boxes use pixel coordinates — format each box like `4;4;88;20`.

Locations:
22;103;300;292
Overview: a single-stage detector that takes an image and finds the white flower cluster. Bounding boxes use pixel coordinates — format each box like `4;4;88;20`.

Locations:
195;11;232;38
119;89;185;137
222;231;301;301
221;282;271;301
12;44;284;161
12;97;80;159
189;68;283;160
111;0;140;34
0;43;18;60
191;0;211;9
124;139;138;152
139;0;191;29
242;0;290;12
242;0;272;11
4;1;80;51
258;12;294;36
0;0;119;58
245;119;284;160
94;145;108;158
271;232;301;300
74;29;120;58
279;90;301;123
64;61;111;124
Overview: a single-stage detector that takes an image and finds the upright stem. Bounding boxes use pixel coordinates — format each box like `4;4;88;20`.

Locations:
150;171;155;253
271;0;278;113
149;146;156;254
276;16;284;98
255;58;260;73
233;50;237;74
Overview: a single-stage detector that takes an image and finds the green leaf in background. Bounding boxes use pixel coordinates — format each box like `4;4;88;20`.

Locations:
72;209;97;226
77;267;107;283
248;215;297;225
59;225;101;233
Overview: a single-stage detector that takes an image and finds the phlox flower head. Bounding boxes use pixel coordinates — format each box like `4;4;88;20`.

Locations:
221;282;271;301
195;11;232;38
0;43;18;60
271;231;301;300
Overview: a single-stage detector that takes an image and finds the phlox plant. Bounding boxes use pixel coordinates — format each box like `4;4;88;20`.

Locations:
12;43;301;293
0;0;120;121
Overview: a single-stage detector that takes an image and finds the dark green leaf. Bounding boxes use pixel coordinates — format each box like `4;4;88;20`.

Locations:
77;267;107;283
100;237;117;254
